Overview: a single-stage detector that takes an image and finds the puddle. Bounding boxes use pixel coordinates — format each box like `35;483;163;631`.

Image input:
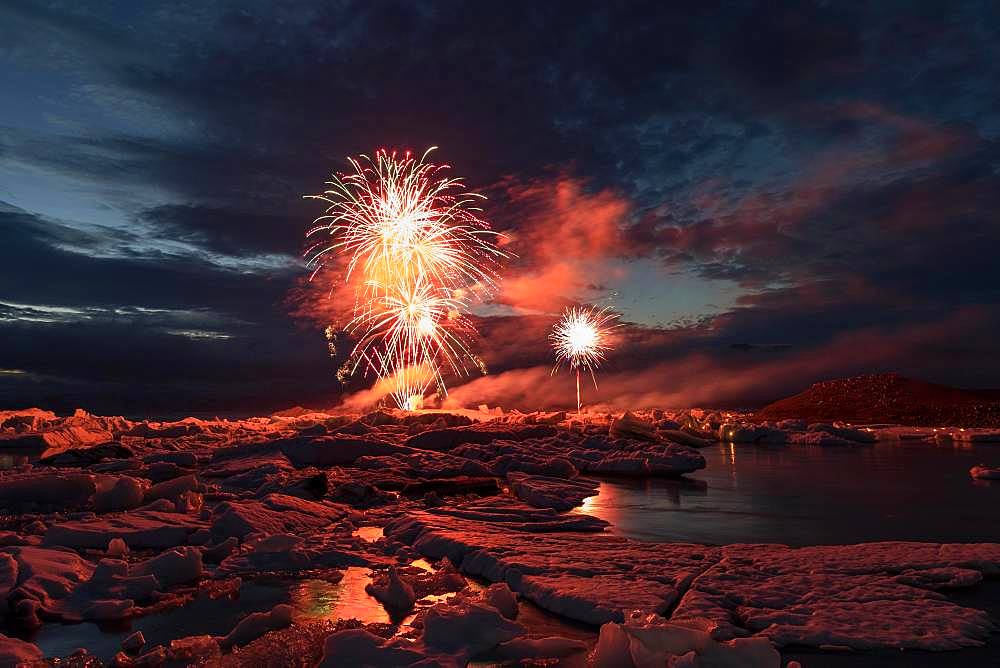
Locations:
18;558;598;662
0;452;30;470
286;568;391;625
22;568;389;661
410;558;435;572
353;525;384;542
25;578;286;662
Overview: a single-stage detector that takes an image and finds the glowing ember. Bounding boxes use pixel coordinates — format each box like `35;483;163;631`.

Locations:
306;147;505;409
550;306;620;412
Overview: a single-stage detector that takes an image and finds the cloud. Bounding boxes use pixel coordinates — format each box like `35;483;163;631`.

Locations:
491;173;634;312
4;1;1000;415
631;101;998;296
0;206;291;313
140;204;302;257
444;306;1000;411
0;204;342;414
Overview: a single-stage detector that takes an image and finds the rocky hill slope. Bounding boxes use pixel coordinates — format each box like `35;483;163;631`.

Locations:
755;373;1000;426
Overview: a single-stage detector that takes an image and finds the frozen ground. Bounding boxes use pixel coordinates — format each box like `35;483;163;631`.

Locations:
0;406;998;666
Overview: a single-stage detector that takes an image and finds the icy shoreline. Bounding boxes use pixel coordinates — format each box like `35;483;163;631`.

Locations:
0;406;998;666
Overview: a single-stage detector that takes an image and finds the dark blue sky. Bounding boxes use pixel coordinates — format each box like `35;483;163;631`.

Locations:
2;1;999;414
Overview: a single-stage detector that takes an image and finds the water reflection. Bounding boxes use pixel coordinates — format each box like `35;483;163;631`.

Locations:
353;526;385;542
23;568;403;662
0;453;29;470
289;569;392;625
20;550;604;663
410;558;435;572
582;441;1000;546
26;577;287;662
289;560;461;627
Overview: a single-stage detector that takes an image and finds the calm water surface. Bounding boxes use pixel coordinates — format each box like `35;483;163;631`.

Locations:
580;440;1000;545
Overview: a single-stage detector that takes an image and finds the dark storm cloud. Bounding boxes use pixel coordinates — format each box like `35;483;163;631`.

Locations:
0;206;292;313
645;136;1000;299
2;0;1000;412
0;202;334;413
141;205;301;257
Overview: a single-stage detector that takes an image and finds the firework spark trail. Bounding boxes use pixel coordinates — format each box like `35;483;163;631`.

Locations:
550;306;620;412
305;147;504;408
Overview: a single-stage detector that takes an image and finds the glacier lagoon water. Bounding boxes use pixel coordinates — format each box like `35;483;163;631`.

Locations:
579;439;1000;545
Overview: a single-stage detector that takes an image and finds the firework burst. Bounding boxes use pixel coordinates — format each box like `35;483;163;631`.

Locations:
305;147;504;409
550;306;620;412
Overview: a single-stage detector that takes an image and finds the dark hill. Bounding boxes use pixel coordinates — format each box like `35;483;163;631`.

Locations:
755;373;1000;427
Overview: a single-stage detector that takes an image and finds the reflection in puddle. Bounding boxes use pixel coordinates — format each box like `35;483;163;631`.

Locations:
577;494;598;515
22;557;600;661
23;569;396;661
353;526;384;542
25;578;286;662
287;560;461;628
410;558;435;572
289;568;391;625
0;453;30;470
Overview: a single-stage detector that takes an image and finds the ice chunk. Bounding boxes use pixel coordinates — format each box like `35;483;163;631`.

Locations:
216;604;293;651
591;613;779;667
365;566;417;613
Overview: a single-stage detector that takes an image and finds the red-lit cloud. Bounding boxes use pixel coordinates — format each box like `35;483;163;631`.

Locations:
492;174;633;312
442;306;998;411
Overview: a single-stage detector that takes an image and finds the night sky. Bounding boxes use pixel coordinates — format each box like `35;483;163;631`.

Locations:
2;1;999;416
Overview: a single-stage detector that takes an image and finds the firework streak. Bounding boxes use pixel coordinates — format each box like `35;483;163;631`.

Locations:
305;148;505;409
550;306;620;412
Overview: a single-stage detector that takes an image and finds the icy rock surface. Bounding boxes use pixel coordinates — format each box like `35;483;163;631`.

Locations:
216;532;368;574
609;411;660;441
216;603;293;651
0;422;114;453
0;472;97;509
0;408;58;433
318;629;430;668
0;544;206;625
406;423;559;451
422;597;525;654
210;493;348;539
131;546;203;587
4;404;1000;663
277;435;405;467
506;472;598;510
38;442;133;467
122;630;145;653
365;565;417;612
169;634;222;662
495;635;588;660
44;510;207;549
387;502;1000;651
585;439;706;475
385;501;712;625
591;612;779;667
318;585;526;666
452;433;705;478
671;542;1000;650
484;582;518;619
94;475;147;512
